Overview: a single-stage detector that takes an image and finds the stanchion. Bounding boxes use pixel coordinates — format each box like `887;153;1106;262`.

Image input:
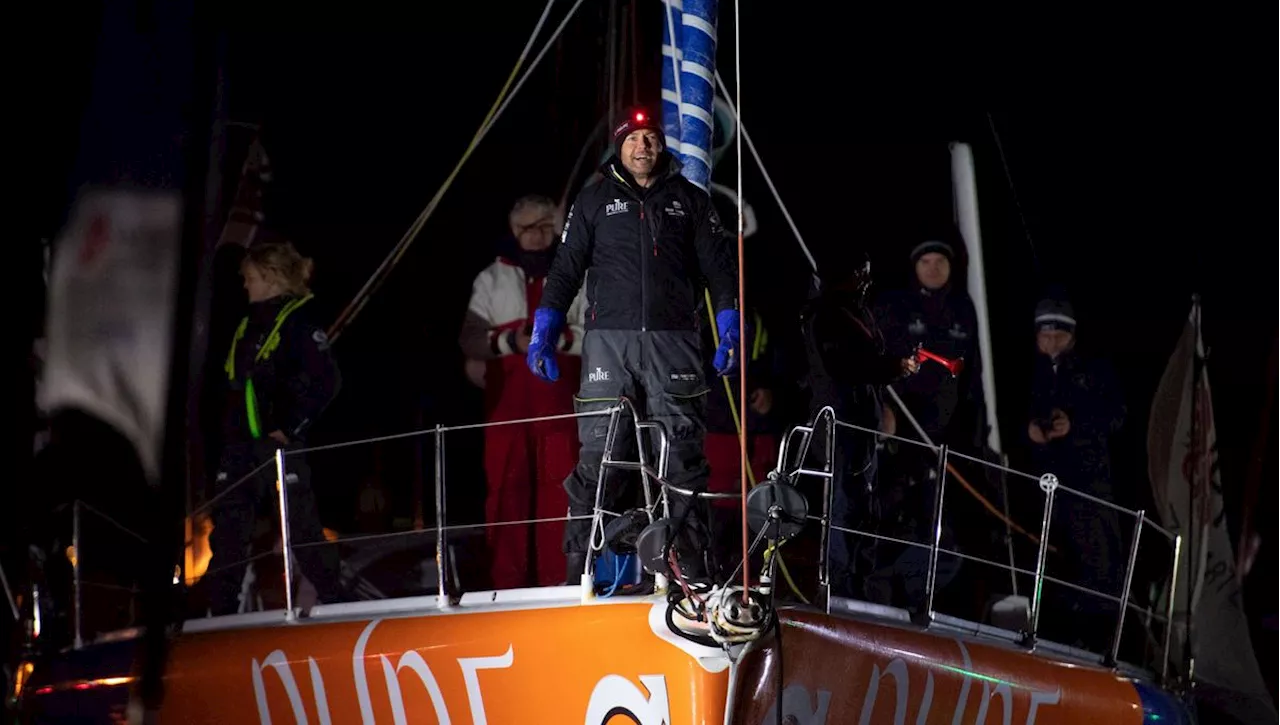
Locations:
923;445;950;621
1108;510;1145;666
274;449;295;621
817;412;836;612
434;424;450;609
73;500;83;649
1026;473;1058;644
1162;534;1183;682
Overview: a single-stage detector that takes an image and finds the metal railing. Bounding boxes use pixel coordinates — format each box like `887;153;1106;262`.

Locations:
49;499;152;650
189;399;703;621
772;405;1185;680
54;399;1182;685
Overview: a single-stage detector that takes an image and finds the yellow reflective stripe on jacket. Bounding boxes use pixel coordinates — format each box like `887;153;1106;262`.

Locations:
751;311;768;362
224;294;314;380
223;294;315;439
244;380;263;439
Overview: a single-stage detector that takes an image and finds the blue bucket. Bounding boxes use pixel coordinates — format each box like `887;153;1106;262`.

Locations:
593;549;642;596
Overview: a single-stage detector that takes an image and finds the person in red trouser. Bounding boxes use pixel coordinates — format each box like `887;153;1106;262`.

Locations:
460;194;586;589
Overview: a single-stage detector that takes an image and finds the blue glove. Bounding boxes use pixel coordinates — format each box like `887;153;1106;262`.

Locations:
712;309;741;376
526;307;565;382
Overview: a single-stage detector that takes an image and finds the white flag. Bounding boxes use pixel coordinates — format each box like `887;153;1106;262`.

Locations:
38;189;183;483
1147;301;1274;720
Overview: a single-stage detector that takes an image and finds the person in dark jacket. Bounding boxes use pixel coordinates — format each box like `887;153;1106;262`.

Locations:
875;235;986;448
874;234;991;612
205;240;344;615
1025;293;1126;649
801;255;919;598
528;106;740;584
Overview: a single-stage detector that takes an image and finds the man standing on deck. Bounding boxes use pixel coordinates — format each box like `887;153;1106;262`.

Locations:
527;106;741;584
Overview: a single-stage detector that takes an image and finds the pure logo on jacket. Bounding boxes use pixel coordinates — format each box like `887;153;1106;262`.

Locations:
561;204;575;244
605;199;630;216
589;366;611;382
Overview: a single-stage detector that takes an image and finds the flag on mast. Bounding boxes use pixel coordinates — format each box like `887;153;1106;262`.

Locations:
1147;298;1274;721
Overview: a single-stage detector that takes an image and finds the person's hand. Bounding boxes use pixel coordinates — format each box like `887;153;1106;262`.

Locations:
1028;421;1048;445
1048;408;1071;439
902;356;921;375
881;406;897;436
712;309;741;376
514;327;532;355
750;388;774;416
526;308;564;382
464;358;487;388
268;430;291;445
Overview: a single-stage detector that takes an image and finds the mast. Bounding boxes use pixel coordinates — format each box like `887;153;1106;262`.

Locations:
950;142;1001;455
1186;292;1201;677
951;141;1025;607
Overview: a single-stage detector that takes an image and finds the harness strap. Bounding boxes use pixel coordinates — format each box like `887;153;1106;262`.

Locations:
223;294;314;439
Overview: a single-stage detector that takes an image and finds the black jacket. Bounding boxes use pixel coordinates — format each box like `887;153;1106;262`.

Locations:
541;154;738;331
1027;348;1125;492
875;281;985;445
801;288;904;427
222;294;341;444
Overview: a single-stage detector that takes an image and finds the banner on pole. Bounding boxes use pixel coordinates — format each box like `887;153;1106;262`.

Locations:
39;190;183;483
1147;301;1274;721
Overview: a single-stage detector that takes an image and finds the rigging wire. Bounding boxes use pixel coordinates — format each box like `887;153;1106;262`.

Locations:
606;0;618;131
733;0;750;604
628;0;639;105
557;115;609;212
712;71;817;274
326;0;580;343
711;74;1043;549
985;111;1042;275
702;290;809;603
662;0;684;134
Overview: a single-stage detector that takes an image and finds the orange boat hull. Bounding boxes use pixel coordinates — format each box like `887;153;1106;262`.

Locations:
158;600;728;724
729;607;1147;724
18;596;1190;723
18;595;731;724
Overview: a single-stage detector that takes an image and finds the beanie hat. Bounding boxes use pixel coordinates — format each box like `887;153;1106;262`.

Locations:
910;239;955;263
612;106;662;154
1034;296;1077;333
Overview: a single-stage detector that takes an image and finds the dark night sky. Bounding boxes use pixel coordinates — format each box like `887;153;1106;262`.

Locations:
213;7;1275;510
222;6;1275;650
15;0;1275;685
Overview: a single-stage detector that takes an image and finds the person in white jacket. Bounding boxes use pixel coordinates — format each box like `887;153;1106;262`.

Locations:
460;194;586;588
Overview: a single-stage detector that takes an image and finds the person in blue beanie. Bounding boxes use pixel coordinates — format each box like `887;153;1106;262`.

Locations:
528;106;740;584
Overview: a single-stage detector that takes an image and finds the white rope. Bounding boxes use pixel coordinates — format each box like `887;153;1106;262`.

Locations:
712;70;818;274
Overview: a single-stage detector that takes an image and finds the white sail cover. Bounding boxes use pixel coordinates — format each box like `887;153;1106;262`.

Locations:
39;189;183;483
1147;301;1274;721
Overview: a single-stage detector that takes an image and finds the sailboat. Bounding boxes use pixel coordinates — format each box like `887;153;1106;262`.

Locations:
9;1;1202;723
